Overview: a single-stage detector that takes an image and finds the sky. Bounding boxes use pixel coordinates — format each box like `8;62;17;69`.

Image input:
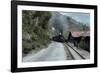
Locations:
60;12;90;25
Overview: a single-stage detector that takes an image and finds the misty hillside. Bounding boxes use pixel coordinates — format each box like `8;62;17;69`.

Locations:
50;12;89;33
65;16;90;31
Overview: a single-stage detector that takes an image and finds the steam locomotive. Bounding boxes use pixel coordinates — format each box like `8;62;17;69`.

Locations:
52;34;65;42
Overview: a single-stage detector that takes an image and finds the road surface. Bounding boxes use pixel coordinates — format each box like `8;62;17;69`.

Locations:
23;41;67;62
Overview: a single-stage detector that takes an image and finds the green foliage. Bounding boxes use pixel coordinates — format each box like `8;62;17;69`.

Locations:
22;10;52;54
78;38;87;49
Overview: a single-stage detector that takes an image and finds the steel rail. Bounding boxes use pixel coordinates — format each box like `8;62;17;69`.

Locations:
64;43;85;59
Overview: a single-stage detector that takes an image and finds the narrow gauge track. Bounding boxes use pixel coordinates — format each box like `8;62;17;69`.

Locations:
64;43;85;60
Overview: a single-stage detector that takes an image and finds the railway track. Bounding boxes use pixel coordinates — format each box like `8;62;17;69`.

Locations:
64;43;85;60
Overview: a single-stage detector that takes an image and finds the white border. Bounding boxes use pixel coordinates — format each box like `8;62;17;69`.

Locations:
17;5;94;68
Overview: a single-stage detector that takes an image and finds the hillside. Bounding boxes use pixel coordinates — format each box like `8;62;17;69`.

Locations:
66;16;90;31
22;10;53;55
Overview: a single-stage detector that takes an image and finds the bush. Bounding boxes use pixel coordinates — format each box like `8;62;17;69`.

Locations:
78;38;87;50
